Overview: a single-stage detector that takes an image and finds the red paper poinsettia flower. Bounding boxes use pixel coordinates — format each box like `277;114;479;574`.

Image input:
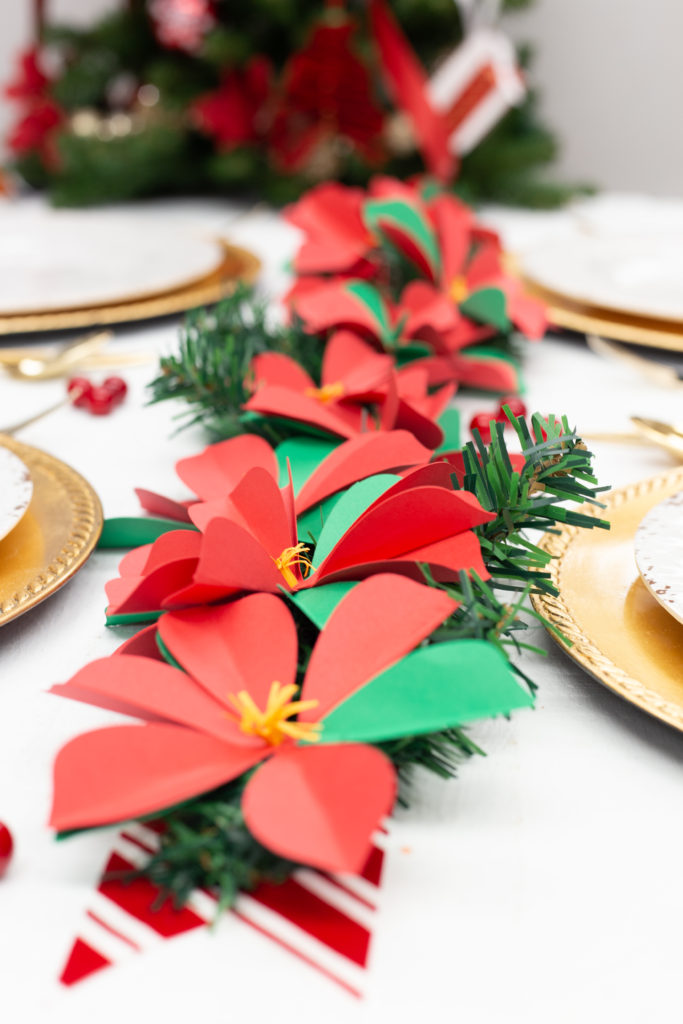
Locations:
135;429;432;524
244;329;451;449
51;576;458;871
268;15;385;172
193;56;272;150
106;455;493;621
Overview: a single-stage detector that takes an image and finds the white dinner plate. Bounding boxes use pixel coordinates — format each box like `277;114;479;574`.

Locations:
0;446;33;542
0;203;222;315
521;235;683;322
635;489;683;625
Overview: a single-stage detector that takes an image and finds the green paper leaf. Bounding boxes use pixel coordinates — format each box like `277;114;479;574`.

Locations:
346;280;393;342
460;287;510;333
240;411;339;441
364;197;441;281
394;342;432;366
312;474;399;568
296;492;343;546
105;610;162;627
275;437;338;495
98;517;196;549
156;630;184;671
320;639;534;745
285;581;358;630
434;407;461;454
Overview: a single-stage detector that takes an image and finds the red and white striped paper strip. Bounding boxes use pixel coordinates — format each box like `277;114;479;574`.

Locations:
60;822;386;999
428;28;525;155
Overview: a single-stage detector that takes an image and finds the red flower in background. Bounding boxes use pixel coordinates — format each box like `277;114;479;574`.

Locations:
193;57;272;150
4;49;49;100
4;48;62;162
268;16;385;172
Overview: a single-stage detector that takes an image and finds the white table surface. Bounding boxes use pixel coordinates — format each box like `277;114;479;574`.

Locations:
1;196;682;1024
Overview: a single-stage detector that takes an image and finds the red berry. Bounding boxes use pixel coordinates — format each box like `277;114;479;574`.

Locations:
67;376;93;408
469;412;495;445
0;822;13;879
102;376;127;405
497;395;527;420
87;386;116;416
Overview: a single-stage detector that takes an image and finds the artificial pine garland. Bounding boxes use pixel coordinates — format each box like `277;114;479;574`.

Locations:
48;175;607;916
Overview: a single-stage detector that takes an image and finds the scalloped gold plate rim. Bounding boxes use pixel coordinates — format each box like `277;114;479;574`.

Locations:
519;274;683;353
531;466;683;733
0;241;261;336
0;435;103;626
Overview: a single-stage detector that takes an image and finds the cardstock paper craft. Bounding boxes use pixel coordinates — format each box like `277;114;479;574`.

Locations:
51;575;532;872
245;331;454;450
59;819;387;997
105;462;494;622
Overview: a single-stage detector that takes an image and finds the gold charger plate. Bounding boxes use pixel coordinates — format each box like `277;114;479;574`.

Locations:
531;467;683;733
0;436;103;626
520;274;683;354
0;241;261;336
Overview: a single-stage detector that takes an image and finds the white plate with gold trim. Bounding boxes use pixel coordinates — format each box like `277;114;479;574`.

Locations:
635;489;683;625
0;445;33;542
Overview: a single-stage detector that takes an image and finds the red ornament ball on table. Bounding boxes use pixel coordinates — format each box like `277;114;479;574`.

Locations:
0;822;13;878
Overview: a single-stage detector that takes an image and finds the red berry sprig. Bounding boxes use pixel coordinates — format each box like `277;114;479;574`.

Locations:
66;375;128;416
0;822;13;879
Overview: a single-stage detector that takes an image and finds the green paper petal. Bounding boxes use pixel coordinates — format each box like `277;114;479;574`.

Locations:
296;492;343;546
312;473;400;568
364;198;441;280
275;437;339;495
346;280;393;341
285;581;359;630
105;610;163;627
434;408;461;454
99;517;196;549
460;287;510;333
320;639;533;744
394;342;433;365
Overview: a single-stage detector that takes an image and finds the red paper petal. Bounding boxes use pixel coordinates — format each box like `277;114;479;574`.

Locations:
176;435;278;501
429;193;473;285
180;518;284;599
105;559;198;617
300;574;456;719
134;489;193;523
295;431;432;513
316;485;493;579
322;330;380;385
286;183;369;275
159;594;298;716
244;386;360;439
242;744;396;873
51;656;243;743
251;351;315;392
50;724;265;832
228;467;295;556
113;624;164;660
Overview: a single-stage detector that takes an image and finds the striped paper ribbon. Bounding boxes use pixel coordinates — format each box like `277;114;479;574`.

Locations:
60;822;386;998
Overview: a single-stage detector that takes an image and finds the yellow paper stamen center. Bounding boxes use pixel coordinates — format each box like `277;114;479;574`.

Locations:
304;381;345;404
449;275;469;303
227;681;322;746
273;542;314;588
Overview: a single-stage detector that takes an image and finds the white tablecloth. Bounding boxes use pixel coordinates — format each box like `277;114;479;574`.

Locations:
1;197;682;1023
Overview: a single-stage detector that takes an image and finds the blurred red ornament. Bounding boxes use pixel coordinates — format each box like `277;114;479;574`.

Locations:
193;57;272;150
469;412;495;444
268;15;385;172
0;822;13;878
149;0;216;54
497;395;526;419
